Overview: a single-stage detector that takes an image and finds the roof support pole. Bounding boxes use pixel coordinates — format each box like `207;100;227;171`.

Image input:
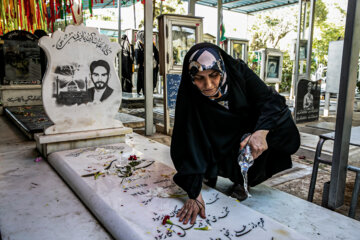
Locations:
302;1;307;39
306;0;316;79
133;0;136;29
293;0;303;99
217;0;222;46
144;0;154;136
118;0;122;82
188;0;196;16
328;0;360;209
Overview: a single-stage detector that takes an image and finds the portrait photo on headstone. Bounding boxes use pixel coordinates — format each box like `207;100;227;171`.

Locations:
299;45;307;60
303;82;314;111
53;60;113;106
266;56;279;78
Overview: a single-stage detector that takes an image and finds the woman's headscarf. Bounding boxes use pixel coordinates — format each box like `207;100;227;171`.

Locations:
136;30;144;43
188;47;228;99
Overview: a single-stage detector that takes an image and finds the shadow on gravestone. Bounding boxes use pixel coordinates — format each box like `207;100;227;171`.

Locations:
295;79;321;123
39;24;123;134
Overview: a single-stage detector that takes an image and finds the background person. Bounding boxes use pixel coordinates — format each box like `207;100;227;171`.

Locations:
134;30;159;95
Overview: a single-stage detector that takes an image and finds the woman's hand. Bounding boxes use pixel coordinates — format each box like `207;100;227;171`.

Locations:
240;130;269;159
176;193;206;225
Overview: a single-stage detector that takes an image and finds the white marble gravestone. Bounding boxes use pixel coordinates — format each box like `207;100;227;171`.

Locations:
39;24;122;134
36;25;131;155
48;143;308;240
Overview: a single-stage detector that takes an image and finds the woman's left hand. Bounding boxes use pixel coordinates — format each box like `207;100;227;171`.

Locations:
240;130;269;159
176;193;206;225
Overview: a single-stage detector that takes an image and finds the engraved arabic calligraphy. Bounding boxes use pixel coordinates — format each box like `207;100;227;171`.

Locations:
55;31;112;55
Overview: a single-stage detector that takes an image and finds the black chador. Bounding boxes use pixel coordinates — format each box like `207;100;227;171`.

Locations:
170;43;300;199
134;31;160;95
121;35;134;93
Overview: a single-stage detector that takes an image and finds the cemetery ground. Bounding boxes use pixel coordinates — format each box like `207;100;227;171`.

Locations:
122;107;360;221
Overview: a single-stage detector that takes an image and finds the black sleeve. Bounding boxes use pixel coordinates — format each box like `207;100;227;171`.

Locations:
170;89;210;199
238;60;289;131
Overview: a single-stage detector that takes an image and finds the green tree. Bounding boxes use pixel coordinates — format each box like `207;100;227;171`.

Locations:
138;0;185;28
249;7;298;50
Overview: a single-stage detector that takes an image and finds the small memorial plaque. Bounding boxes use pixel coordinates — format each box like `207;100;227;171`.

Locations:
295;79;321;123
166;74;181;109
39;25;122;134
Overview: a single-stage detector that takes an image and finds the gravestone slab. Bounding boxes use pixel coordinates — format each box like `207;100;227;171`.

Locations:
305;122;336;132
48;143;307;240
39;24;123;134
2;30;41;85
0;85;42;107
5;106;53;139
295;79;321;123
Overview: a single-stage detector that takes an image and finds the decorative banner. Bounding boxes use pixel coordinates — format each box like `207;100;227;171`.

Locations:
0;0;86;34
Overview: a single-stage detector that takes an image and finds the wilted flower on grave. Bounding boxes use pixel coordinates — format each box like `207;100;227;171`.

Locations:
162;215;173;225
128;155;138;160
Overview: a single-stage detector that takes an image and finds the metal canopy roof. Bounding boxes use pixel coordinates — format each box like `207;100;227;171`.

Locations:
83;0;299;14
191;0;299;14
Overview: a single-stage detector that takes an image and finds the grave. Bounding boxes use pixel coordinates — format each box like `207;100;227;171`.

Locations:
36;25;309;240
0;30;48;138
48;143;308;240
35;24;132;155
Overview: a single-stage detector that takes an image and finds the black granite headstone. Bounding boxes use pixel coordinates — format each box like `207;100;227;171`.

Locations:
295;79;321;123
1;30;42;85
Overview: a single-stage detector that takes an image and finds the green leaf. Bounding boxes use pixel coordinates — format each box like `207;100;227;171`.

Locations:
194;226;211;231
166;219;174;225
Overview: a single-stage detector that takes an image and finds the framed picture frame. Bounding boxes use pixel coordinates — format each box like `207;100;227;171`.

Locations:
260;48;283;84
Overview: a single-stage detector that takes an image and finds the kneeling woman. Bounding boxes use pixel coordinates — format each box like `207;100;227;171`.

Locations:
170;43;300;225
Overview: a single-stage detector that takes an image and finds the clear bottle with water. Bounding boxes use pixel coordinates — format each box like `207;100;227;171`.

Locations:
238;133;254;198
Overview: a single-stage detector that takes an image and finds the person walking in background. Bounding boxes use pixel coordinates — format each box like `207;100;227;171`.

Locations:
134;30;159;95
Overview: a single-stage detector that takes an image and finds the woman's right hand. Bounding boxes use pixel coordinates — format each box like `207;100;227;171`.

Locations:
176;193;206;225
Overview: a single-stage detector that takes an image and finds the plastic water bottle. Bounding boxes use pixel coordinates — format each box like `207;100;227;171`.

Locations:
238;133;254;198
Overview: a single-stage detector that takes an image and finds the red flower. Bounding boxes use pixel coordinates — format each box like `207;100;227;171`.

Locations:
162;215;170;225
128;155;138;161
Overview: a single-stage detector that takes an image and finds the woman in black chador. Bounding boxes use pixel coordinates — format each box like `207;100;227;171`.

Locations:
171;43;300;225
121;34;134;93
134;30;159;95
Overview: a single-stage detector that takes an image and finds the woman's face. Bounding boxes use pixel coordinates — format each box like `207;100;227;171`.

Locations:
193;69;221;97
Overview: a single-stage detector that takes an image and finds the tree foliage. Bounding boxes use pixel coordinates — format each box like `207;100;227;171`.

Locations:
138;0;185;28
249;7;297;50
248;0;346;92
